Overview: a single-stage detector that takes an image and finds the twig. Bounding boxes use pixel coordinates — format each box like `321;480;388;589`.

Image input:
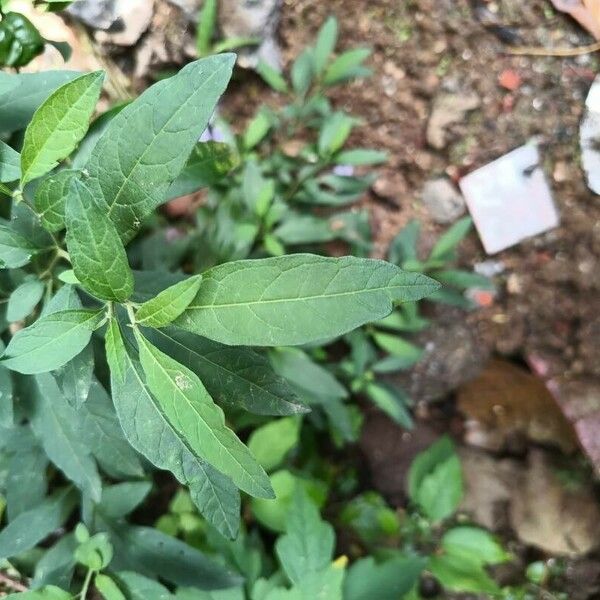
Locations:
507;40;600;56
0;571;28;593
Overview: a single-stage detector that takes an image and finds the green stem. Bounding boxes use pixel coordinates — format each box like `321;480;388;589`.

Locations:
79;569;94;600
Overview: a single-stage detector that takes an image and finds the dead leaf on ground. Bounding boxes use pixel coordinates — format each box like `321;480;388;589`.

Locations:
457;359;578;453
550;0;600;40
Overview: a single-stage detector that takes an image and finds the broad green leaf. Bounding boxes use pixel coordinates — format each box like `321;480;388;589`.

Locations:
244;110;271;150
0;488;76;560
31;534;77;590
389;220;420;265
175;254;439;346
197;0;218;55
318;112;354;157
0;140;20;182
136;276;202;327
248;417;300;472
243;160;274;217
334;148;387;165
166;141;239;200
114;572;169;600
291;49;313;96
30;374;102;501
313;16;338;74
21;72;104;185
1;309;102;374
408;436;456;501
101;524;241;590
95;574;126;600
144;326;306;416
429;216;472;260
344;555;426;600
275;489;335;585
65;177;134;302
441;526;510;566
135;330;274;499
0;70;81;134
371;332;423;368
34;169;78;233
4;586;72;599
365;382;413;428
256;60;288;93
106;319;241;538
0;223;38;268
99;482;153;520
79;380;145;479
85;55;235;241
0;359;13;427
339;492;400;544
324;48;371;85
7;279;44;322
429;553;500;595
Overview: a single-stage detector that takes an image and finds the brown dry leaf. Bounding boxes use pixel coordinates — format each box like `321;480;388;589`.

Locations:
550;0;600;40
458;359;578;453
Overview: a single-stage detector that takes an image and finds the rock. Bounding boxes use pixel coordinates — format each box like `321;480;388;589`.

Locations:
420;177;465;224
95;0;154;47
426;92;480;150
165;0;201;19
383;307;490;405
219;0;282;69
67;0;118;30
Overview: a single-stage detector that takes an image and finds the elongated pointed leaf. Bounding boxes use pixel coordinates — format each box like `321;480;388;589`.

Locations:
65;177;133;301
21;72;104;185
144;326;306;416
1;309;103;374
0;488;76;561
0;140;20;182
34;169;79;233
136;276;202;327
135;330;274;499
105;319;240;538
175;254;440;346
85;55;235;241
31;375;102;501
7;279;44;322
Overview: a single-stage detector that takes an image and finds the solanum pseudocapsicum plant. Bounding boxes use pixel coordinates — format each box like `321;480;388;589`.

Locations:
0;53;438;593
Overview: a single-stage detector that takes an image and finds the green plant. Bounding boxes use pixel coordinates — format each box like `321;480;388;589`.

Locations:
0;50;440;597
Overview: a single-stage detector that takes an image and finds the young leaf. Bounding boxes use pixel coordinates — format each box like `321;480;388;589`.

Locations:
1;309;103;374
275;489;335;585
428;553;500;596
34;169;79;233
175;254;440;346
95;574;126;600
0;488;76;561
135;330;274;499
388;220;420;265
324;48;371;85
135;275;202;328
291;49;314;96
31;375;102;501
197;0;218;55
144;326;307;416
429;216;473;261
256;60;288;93
247;417;300;472
0;140;20;182
99;482;153;520
334;148;387;166
106;319;241;538
84;55;235;241
441;527;510;566
318;112;354;157
6;278;45;322
313;16;338;75
65;177;134;302
0;70;81;134
20;71;104;185
365;382;413;428
244;110;272;150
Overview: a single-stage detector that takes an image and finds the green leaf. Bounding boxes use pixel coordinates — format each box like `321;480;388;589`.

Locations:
313;16;338;75
65;177;134;301
1;309;102;374
256;60;288;93
84;55;235;241
4;586;72;599
135;330;274;499
344;555;426;600
99;482;153;520
248;417;300;472
30;375;102;501
31;534;77;590
275;489;334;585
0;223;38;268
95;574;126;600
429;216;472;260
106;319;241;538
318;112;354;157
166;141;239;200
34;169;78;233
388;220;420;265
244;110;272;150
175;254;439;346
136;276;202;328
197;0;218;55
429;553;500;595
371;333;423;368
20;71;104;185
432;269;493;291
0;488;76;560
7;279;44;322
291;49;314;96
441;526;510;566
0;140;20;182
334;148;387;166
365;382;413;428
324;48;371;85
0;70;81;134
407;435;455;500
144;326;307;416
